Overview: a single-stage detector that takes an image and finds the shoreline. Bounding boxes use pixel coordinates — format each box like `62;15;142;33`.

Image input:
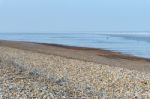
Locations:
0;40;150;73
1;40;150;61
38;42;150;61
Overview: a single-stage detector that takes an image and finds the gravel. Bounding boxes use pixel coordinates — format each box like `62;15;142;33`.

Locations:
0;46;150;98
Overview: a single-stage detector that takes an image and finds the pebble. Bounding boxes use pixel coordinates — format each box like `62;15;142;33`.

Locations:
0;46;150;98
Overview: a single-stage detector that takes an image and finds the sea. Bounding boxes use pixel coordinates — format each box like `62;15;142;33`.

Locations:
0;32;150;59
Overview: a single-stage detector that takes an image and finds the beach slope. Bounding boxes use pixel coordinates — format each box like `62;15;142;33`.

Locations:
0;40;150;98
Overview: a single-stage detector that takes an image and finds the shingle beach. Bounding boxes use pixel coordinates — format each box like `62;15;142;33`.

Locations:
0;40;150;98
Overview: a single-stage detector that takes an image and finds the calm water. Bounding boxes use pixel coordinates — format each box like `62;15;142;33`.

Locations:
0;33;150;58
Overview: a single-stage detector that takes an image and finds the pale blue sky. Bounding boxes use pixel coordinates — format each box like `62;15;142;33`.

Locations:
0;0;150;33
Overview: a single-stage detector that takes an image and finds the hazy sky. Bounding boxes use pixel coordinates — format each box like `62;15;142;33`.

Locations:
0;0;150;33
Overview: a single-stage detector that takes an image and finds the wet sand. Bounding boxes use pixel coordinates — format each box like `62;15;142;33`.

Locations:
0;40;150;73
